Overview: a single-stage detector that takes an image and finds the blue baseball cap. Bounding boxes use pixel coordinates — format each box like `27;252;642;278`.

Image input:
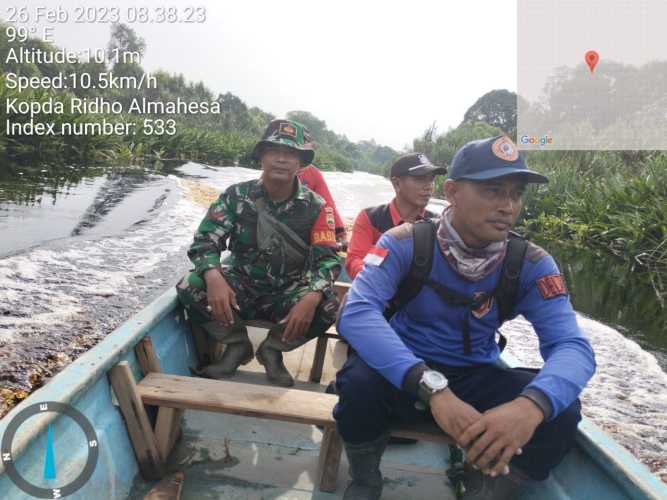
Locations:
449;136;548;183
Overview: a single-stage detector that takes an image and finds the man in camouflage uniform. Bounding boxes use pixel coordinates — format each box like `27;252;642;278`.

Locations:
177;119;341;387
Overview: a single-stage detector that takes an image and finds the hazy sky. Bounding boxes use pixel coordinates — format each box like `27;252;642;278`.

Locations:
21;0;517;149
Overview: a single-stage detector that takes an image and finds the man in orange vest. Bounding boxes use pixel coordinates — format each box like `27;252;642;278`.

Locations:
345;153;446;278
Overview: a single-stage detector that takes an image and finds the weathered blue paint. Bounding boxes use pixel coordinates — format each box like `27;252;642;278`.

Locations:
1;289;666;499
0;288;197;499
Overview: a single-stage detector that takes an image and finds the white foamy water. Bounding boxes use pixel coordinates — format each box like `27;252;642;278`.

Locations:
504;315;667;480
1;164;665;482
0;190;202;337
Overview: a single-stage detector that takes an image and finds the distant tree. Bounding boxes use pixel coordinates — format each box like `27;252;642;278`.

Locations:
107;23;145;80
314;147;354;172
431;121;502;167
248;107;275;135
189;81;213;101
413;121;437;158
286;111;327;138
371;145;397;165
107;23;146;60
523;60;667;149
463;89;517;134
358;141;397;162
217;92;253;132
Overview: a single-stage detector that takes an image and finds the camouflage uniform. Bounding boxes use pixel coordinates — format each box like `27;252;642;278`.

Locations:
177;178;341;339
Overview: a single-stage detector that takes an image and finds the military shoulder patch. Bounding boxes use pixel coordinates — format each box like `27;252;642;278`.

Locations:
536;274;568;299
525;241;549;263
310;206;336;246
325;206;335;229
385;222;413;240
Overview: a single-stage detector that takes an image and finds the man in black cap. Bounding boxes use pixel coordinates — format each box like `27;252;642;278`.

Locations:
345;152;446;278
334;136;596;499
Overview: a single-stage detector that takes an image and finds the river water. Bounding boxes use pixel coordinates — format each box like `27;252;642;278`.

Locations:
0;163;665;481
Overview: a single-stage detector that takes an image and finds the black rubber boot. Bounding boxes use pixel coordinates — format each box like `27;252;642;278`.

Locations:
460;463;529;500
195;341;253;379
193;314;253;379
343;433;389;500
255;328;309;387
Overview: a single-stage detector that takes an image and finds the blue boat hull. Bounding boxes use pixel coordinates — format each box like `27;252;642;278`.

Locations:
1;288;665;499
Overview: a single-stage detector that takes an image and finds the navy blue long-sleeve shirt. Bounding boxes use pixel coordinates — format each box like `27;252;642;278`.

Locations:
338;224;596;420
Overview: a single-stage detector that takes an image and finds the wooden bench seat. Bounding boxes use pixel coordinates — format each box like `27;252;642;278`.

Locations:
136;372;454;445
110;338;454;494
137;373;338;427
110;338;348;492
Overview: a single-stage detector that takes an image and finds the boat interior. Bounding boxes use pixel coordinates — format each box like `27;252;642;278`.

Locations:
128;324;458;499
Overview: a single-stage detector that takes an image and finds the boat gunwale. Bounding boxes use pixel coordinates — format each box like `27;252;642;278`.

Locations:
0;287;179;474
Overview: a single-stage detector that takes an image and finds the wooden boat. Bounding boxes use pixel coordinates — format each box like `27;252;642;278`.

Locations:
1;286;666;499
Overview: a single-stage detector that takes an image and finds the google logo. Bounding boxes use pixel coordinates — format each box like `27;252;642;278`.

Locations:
520;135;553;146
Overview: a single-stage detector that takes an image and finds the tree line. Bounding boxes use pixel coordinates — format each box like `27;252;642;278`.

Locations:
0;22;397;171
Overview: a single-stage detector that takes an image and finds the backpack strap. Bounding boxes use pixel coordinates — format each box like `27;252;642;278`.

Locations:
384;220;436;318
494;232;528;351
495;233;528;323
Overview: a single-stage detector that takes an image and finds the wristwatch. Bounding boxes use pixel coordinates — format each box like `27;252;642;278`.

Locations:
416;370;449;408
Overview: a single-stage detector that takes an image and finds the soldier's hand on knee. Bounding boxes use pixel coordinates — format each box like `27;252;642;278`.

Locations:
430;389;482;444
280;292;321;342
204;270;239;326
459;397;543;477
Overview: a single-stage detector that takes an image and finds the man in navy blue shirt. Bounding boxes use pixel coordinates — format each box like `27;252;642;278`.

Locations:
335;136;596;500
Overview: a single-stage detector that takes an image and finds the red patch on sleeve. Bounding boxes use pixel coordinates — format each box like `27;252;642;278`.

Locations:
368;246;388;257
363;246;389;266
536;275;568;299
311;207;337;247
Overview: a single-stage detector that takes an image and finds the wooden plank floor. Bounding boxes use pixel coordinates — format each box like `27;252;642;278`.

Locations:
127;411;456;500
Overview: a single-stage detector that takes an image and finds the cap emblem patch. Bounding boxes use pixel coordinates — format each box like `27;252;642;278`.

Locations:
491;137;519;161
417;154;430;166
278;122;297;139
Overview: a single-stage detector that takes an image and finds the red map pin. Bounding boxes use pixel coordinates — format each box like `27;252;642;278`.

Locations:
585;50;600;73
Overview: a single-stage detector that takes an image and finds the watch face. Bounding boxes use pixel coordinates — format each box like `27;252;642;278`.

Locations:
424;371;447;391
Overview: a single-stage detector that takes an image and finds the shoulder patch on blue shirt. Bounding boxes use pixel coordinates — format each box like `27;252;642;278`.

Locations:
537;274;568;299
525;241;549;263
386;222;412;240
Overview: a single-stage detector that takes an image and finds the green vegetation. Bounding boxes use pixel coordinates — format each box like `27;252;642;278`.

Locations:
411;90;666;301
0;22;395;170
522;151;667;283
413;120;502;196
286;111;396;173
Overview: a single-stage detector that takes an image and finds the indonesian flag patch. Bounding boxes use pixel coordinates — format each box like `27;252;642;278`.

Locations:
537;274;568;299
363;246;389;266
